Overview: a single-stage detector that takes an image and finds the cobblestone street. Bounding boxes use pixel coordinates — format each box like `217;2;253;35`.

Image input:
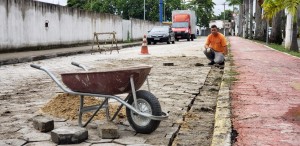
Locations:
0;38;224;146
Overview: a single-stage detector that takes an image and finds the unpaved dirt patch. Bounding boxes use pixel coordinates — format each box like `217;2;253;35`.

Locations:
171;66;224;146
40;93;126;121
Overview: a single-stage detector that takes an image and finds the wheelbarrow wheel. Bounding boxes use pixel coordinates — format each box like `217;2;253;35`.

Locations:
126;90;162;134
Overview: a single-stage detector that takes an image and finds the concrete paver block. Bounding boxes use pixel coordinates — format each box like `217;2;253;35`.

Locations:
92;143;123;146
113;136;146;145
0;139;27;146
51;126;88;144
98;122;120;139
32;115;54;132
24;141;56;146
23;131;51;142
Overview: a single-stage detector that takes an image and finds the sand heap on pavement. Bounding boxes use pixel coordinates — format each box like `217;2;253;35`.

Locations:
40;93;126;122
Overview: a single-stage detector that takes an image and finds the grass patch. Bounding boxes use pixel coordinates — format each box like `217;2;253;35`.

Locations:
223;69;239;86
267;43;300;58
224;40;239;86
253;40;300;58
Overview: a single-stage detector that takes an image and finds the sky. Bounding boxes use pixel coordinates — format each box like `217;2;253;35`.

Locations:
35;0;232;15
213;0;233;15
35;0;67;6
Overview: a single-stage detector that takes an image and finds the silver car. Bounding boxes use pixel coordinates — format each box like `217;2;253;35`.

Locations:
147;26;175;45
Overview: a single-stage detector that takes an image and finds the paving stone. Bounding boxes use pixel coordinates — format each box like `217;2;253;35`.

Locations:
98;122;120;139
92;143;123;146
85;139;112;144
113;136;146;145
127;144;154;146
24;141;56;146
135;132;169;145
0;139;27;146
22;131;51;142
57;142;91;146
85;126;106;143
32;115;54;132
51;126;88;144
54;121;71;129
0;126;20;134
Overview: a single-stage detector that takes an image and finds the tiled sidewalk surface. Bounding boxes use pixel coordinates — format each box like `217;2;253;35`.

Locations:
230;37;300;146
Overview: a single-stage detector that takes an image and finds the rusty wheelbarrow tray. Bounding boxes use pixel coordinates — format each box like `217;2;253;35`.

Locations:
30;62;168;134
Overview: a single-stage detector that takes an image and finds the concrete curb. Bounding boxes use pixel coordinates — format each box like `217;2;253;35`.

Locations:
0;42;142;66
210;56;232;145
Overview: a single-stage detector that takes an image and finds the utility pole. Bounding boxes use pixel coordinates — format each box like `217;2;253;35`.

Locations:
159;0;163;22
223;3;226;36
144;0;145;20
266;20;269;44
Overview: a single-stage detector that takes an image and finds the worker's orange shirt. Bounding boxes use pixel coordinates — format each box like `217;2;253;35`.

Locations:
205;32;227;53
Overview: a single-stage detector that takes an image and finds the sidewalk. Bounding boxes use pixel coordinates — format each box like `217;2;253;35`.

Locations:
0;42;141;66
230;37;300;145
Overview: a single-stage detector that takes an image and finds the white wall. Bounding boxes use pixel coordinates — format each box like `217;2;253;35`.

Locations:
0;0;159;52
122;20;132;41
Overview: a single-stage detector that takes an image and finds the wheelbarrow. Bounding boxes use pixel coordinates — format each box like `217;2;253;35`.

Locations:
30;62;168;134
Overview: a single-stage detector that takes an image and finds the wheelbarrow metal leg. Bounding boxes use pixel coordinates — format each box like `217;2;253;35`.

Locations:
78;95;84;127
78;96;109;127
109;96;129;121
105;97;110;121
130;75;138;110
146;76;151;92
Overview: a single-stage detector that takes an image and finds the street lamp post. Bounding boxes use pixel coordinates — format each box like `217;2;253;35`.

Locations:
144;0;145;20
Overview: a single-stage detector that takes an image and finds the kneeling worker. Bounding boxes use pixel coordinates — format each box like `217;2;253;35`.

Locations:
204;25;228;65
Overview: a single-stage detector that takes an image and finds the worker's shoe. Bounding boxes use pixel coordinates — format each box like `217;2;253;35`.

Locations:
208;61;215;65
218;62;225;65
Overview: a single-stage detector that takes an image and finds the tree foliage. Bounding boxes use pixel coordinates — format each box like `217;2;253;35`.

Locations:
212;10;233;21
262;0;300;51
262;0;300;19
67;0;182;22
226;0;242;5
185;0;215;27
67;0;217;27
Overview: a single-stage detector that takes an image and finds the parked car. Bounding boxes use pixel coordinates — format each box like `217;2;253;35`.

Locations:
147;26;175;45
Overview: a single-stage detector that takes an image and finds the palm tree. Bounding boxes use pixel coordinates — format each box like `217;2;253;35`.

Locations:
254;0;267;41
244;0;249;38
269;10;284;44
226;0;241;36
249;0;254;39
262;0;299;51
238;1;244;36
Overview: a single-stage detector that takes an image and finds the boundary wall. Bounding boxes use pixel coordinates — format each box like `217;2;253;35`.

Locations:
0;0;160;52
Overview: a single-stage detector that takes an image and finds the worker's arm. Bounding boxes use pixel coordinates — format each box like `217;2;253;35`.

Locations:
223;46;228;55
204;37;210;49
221;36;228;55
204;44;210;49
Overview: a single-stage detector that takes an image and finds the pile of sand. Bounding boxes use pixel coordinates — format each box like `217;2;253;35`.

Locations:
41;93;126;121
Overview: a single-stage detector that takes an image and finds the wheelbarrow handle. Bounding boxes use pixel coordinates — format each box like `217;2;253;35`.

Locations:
71;62;89;71
30;64;72;93
30;64;42;70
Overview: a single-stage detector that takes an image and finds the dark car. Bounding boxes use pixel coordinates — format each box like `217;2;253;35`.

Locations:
147;26;175;45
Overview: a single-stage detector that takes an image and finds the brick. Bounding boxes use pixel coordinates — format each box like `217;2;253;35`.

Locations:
51;126;88;144
32;115;54;132
98;122;120;139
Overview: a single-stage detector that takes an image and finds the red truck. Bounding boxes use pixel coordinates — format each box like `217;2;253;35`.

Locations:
172;10;196;41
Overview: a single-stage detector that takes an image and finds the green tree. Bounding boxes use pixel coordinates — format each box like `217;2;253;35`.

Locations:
164;0;182;21
212;10;233;21
67;0;86;9
226;0;243;36
254;0;268;41
262;0;300;51
186;0;215;27
269;10;284;44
